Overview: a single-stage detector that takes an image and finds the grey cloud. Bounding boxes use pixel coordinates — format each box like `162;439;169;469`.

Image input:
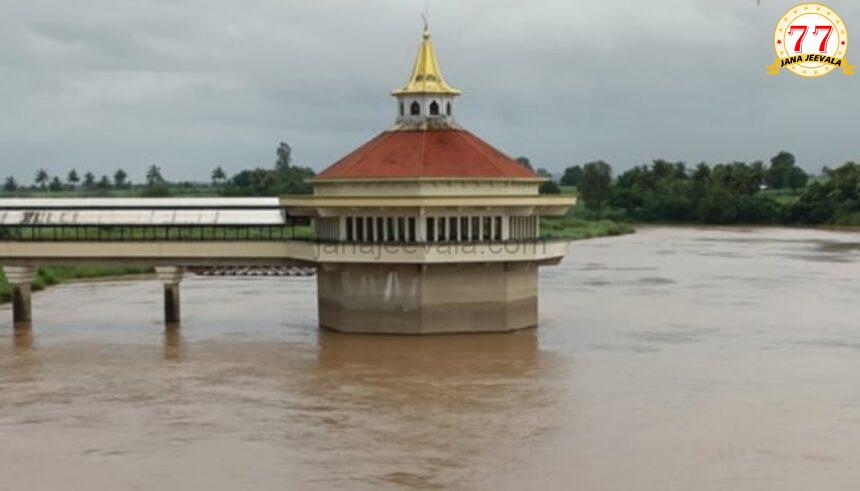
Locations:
0;0;857;183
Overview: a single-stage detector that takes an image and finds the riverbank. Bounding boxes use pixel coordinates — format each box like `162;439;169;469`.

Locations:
541;216;635;240
0;266;150;303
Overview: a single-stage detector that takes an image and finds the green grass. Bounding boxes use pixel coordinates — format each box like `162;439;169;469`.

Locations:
760;189;804;206
541;216;634;240
833;211;860;226
0;265;151;304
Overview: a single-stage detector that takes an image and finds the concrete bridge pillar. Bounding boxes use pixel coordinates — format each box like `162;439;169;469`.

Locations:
155;267;184;327
3;266;38;329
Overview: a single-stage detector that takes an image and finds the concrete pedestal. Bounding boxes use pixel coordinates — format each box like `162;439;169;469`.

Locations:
163;283;181;325
317;262;538;334
155;267;184;327
11;284;32;326
3;266;38;330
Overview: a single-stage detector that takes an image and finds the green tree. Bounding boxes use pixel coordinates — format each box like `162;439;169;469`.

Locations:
114;169;128;188
67;169;80;187
515;156;533;171
536;168;553;178
223;166;315;196
145;165;165;186
49;176;63;191
276;142;292;172
212;166;227;186
786;166;808;189
35;168;49;189
791;181;836;223
97;175;112;190
539;180;561;194
696;187;738;224
4;176;18;192
711;162;762;195
770;151;795;168
692;162;710;182
83;172;96;189
791;161;858;223
734;194;783;223
579;161;613;209
560;165;583;187
765;151;799;189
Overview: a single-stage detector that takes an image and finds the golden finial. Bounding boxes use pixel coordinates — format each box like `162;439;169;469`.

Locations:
391;8;461;96
421;12;430;39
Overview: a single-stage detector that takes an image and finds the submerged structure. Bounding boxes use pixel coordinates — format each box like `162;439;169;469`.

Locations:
281;24;575;334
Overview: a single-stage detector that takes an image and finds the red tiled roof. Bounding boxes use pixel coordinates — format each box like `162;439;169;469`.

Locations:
315;129;538;179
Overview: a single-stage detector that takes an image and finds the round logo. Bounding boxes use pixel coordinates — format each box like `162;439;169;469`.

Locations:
769;3;852;77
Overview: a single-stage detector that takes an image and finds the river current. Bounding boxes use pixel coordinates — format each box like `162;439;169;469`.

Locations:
2;227;860;490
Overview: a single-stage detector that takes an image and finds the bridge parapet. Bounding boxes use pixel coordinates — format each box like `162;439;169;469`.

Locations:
0;197;312;242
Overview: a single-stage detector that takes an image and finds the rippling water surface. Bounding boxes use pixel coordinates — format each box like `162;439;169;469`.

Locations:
2;227;860;490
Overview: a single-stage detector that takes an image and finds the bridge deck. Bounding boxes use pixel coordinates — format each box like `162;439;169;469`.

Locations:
0;240;569;266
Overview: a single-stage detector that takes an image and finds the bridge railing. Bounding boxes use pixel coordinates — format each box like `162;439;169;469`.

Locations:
0;224;314;242
0;198;319;242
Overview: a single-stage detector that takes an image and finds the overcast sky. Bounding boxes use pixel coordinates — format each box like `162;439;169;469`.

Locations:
0;0;857;183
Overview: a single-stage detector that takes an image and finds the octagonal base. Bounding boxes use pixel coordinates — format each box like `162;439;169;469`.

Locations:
317;262;538;334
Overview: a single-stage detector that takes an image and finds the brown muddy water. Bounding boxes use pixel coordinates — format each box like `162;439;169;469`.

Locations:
2;227;860;490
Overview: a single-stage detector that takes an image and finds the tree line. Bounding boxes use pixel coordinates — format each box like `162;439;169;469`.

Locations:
535;151;860;225
2;142;315;197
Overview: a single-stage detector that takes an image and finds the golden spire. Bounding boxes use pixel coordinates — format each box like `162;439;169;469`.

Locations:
392;17;461;96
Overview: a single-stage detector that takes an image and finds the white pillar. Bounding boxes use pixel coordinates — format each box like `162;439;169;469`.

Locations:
417;215;426;242
490;216;496;241
502;216;510;240
393;216;400;242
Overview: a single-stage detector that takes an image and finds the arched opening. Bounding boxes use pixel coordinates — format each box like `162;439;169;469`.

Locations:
429;100;440;116
399;102;404;116
410;101;420;116
446;102;452;116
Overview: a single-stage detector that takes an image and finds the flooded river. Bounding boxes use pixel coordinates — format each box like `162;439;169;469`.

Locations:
2;227;860;490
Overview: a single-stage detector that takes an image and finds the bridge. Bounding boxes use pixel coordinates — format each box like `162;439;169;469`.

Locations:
0;197;570;332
